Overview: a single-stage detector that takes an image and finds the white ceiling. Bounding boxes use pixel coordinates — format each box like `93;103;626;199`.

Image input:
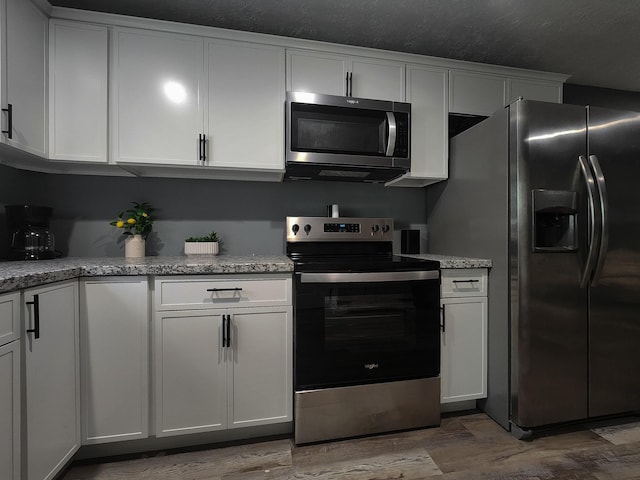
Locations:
48;0;640;92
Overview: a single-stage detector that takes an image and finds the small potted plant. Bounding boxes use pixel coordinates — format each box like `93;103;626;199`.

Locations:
110;202;154;258
184;231;221;255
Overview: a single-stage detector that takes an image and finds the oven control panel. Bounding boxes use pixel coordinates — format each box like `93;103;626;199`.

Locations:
287;216;394;241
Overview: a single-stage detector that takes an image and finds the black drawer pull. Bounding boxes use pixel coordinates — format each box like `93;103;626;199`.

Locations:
206;287;243;292
2;103;12;139
452;279;479;284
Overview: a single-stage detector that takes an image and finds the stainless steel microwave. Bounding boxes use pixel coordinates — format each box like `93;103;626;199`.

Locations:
285;92;411;183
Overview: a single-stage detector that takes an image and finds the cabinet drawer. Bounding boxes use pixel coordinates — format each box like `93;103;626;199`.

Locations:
0;292;20;346
155;275;292;310
441;269;487;298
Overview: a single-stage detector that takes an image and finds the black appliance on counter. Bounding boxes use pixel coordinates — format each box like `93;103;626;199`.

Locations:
286;216;441;444
5;205;60;260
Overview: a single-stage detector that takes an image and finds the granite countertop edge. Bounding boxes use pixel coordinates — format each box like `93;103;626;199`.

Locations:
0;253;492;294
400;253;493;269
0;255;294;294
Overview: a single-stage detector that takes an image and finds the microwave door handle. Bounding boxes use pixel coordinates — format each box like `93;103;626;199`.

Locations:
385;112;397;156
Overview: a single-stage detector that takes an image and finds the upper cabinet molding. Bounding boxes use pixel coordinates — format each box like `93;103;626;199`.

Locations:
49;6;568;86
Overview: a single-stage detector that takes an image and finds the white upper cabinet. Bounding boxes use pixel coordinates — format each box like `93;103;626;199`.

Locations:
388;64;448;187
287;50;347;96
206;39;285;171
349;57;405;102
2;0;48;156
111;27;204;165
287;49;405;102
508;78;563;104
449;70;507;117
49;20;108;162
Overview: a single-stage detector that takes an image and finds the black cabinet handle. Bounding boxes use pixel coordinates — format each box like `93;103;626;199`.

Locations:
199;133;208;163
348;72;353;97
225;314;231;348
452;279;479;284
2;103;12;139
345;73;349;97
206;287;243;293
222;314;227;348
26;294;40;339
440;305;446;333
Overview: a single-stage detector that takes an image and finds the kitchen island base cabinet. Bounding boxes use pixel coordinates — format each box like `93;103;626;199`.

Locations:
153;275;293;438
23;280;80;480
79;278;149;444
440;269;488;405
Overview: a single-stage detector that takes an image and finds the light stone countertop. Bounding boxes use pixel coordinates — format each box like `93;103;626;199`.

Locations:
0;253;491;294
0;255;294;294
400;254;492;269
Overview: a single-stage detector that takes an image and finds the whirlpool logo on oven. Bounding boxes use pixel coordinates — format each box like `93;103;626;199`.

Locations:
364;363;379;370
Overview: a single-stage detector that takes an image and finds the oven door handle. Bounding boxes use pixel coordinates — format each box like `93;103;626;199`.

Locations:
299;271;439;283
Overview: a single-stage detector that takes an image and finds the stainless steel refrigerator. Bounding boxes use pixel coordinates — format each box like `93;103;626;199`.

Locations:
428;99;640;437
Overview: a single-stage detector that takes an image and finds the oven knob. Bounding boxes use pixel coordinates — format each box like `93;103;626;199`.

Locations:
382;224;390;233
291;224;299;235
304;224;312;235
371;224;380;233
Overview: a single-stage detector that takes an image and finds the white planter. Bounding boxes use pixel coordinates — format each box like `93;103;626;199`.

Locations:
184;241;219;255
124;234;145;258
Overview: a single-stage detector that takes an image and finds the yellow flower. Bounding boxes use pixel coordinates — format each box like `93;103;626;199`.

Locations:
142;212;148;217
127;218;136;225
116;220;125;228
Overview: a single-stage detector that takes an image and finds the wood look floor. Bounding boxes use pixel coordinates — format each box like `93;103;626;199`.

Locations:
60;412;640;480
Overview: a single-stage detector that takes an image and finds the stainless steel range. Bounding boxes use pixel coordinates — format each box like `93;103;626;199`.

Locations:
286;216;441;444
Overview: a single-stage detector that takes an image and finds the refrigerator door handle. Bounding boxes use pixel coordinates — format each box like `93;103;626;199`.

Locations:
578;155;601;288
588;154;609;286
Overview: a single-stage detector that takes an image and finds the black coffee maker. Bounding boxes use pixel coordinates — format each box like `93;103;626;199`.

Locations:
5;205;59;260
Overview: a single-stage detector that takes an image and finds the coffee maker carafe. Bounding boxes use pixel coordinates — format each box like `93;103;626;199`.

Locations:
5;205;58;260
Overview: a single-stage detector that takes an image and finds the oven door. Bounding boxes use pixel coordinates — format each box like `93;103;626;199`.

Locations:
294;270;440;390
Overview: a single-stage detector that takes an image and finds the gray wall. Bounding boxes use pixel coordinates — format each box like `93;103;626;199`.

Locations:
0;164;428;259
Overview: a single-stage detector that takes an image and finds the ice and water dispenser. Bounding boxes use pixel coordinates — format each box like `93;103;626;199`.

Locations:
532;190;578;252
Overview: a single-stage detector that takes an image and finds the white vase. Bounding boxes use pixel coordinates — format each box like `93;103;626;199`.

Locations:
184;241;219;255
125;234;145;258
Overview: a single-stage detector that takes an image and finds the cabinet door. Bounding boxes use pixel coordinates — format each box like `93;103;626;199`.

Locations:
80;278;148;444
440;296;487;403
207;40;285;170
3;0;47;156
155;310;227;436
286;49;347;96
388;64;447;187
508;78;562;104
24;280;79;480
228;306;292;428
0;291;20;346
49;21;108;162
449;70;506;116
0;341;19;480
112;28;204;165
350;56;405;102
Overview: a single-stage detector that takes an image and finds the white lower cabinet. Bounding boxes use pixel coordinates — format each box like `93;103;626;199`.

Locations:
79;278;149;444
153;275;293;437
440;269;488;404
23;280;80;480
155;306;292;436
0;291;20;480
